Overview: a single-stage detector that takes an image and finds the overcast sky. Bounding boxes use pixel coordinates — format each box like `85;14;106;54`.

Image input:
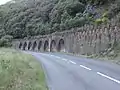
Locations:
0;0;12;5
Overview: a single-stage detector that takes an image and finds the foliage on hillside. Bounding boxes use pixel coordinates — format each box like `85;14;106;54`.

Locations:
0;0;120;39
0;35;13;47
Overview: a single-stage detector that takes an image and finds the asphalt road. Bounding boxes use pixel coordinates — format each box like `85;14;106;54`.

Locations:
27;51;120;90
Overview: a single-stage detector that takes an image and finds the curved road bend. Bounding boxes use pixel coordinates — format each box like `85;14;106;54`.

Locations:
26;51;120;90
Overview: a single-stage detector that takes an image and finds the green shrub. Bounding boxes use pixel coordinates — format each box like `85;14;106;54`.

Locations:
66;1;85;16
107;0;120;18
60;23;66;31
94;18;102;24
65;17;86;29
94;11;109;25
0;29;6;38
0;35;13;47
52;23;60;32
61;11;71;23
87;0;114;5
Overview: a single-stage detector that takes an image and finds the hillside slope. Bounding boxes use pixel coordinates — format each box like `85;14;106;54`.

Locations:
0;0;120;39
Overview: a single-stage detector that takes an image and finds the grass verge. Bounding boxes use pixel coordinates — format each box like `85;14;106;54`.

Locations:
0;48;47;90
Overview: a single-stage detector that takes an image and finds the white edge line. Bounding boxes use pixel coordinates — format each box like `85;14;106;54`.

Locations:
80;65;92;71
69;60;76;65
97;72;120;84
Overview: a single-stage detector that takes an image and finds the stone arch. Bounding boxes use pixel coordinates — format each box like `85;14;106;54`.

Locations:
38;41;42;50
23;42;27;50
28;42;32;50
44;40;49;52
58;39;65;52
19;42;22;49
50;40;56;52
32;41;37;50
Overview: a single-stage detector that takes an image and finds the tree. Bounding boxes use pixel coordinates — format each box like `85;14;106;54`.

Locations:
0;0;115;39
0;35;13;47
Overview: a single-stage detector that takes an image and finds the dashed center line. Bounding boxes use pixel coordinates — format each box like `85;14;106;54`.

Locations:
62;58;68;61
49;54;120;84
55;56;61;59
57;57;61;59
69;60;76;64
80;65;92;71
97;72;120;84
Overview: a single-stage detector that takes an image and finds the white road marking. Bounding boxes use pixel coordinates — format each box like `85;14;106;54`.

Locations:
62;58;68;61
97;72;120;84
80;65;92;71
69;60;76;65
37;53;120;85
32;52;120;85
56;56;61;59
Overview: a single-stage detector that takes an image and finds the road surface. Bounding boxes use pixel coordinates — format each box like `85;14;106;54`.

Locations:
27;51;120;90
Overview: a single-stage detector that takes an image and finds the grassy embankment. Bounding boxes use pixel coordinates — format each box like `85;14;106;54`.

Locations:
0;48;47;90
